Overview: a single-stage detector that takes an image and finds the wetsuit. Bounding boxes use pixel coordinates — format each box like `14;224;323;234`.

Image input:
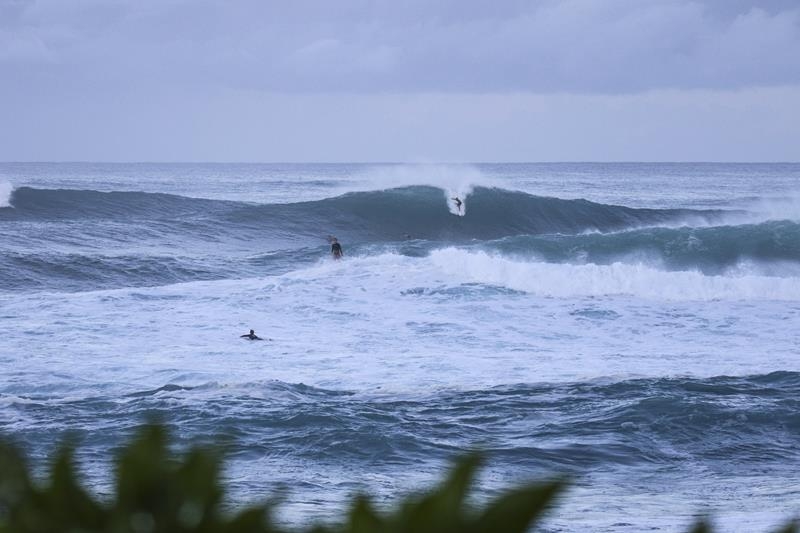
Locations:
331;242;343;258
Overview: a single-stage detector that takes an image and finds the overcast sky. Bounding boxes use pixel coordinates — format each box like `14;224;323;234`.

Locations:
1;0;799;162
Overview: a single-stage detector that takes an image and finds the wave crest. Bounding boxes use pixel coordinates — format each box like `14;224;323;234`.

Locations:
428;248;800;301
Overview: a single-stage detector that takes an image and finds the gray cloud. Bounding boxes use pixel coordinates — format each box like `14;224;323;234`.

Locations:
2;0;799;94
2;0;798;162
2;85;799;162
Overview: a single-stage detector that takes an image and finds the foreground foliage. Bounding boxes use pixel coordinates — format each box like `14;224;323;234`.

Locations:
0;426;795;532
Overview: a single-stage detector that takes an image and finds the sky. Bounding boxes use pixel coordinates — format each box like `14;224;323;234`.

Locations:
1;0;799;162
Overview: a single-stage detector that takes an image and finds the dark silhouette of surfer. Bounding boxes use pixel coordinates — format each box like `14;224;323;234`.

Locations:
240;329;262;340
451;197;463;214
330;237;343;259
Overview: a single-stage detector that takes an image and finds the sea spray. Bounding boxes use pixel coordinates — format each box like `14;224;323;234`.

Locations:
347;163;490;215
748;192;800;222
0;181;12;208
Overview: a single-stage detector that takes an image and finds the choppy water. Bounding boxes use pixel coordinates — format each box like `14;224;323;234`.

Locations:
1;163;799;531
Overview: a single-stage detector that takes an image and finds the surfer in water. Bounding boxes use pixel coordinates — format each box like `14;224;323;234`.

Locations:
240;329;263;340
451;197;463;214
330;237;343;259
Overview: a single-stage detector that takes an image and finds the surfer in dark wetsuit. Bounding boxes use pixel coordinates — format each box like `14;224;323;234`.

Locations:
330;237;343;259
240;329;262;340
451;197;462;214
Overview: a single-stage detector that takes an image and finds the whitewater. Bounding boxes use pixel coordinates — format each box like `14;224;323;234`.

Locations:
1;162;799;532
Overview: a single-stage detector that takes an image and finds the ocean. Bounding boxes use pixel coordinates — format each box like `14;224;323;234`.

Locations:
1;162;799;531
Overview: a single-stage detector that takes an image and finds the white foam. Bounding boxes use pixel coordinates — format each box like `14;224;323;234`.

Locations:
0;181;12;208
427;248;800;301
341;163;499;215
2;246;799;405
747;192;800;222
46;246;800;305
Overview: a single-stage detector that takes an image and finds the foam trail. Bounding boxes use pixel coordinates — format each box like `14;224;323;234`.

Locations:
0;181;12;208
428;248;800;301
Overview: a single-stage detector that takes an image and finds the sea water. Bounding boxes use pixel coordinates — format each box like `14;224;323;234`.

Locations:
1;163;799;532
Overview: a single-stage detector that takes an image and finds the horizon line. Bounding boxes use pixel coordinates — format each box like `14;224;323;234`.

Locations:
2;160;799;165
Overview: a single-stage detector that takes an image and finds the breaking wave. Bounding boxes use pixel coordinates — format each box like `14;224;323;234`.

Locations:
4;185;797;294
3;185;727;241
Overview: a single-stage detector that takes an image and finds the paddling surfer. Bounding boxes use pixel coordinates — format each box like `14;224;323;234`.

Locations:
240;329;263;340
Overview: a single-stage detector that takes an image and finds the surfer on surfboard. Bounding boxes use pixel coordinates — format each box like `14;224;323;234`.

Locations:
451;197;463;214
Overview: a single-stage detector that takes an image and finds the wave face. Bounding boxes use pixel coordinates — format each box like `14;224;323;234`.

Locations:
2;185;797;292
4;185;726;240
